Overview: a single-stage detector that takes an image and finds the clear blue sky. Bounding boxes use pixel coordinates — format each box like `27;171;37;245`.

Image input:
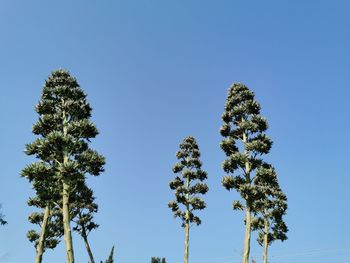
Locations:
0;1;349;262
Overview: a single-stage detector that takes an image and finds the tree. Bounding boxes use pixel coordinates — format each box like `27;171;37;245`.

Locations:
23;69;105;263
26;203;62;256
220;83;273;263
168;136;208;263
151;257;166;263
72;183;99;263
252;164;288;263
23;175;100;263
103;246;115;263
0;216;6;225
0;204;7;225
22;161;63;263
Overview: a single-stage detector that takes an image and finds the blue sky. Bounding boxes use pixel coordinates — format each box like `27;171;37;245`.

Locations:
0;0;349;262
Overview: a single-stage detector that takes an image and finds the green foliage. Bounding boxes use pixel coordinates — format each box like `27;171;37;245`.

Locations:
103;246;114;263
220;83;276;263
252;164;288;245
151;257;166;263
71;183;99;237
22;69;105;257
168;136;208;227
0;218;6;225
26;205;63;250
21;162;63;250
0;205;7;225
23;69;105;185
220;83;272;211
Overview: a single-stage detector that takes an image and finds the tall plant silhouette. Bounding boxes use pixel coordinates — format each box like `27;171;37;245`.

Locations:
220;83;273;263
168;136;208;263
253;164;288;263
23;69;105;263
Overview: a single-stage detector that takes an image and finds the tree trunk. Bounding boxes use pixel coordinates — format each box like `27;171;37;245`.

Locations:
184;172;190;263
35;205;50;263
63;181;74;263
262;218;269;263
62;110;74;263
184;221;189;263
82;225;95;263
242;129;251;263
242;207;251;263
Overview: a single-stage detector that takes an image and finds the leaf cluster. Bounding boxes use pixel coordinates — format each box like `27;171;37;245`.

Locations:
101;246;115;263
71;183;99;236
22;69;105;252
0;205;7;225
252;164;288;246
168;136;208;227
220;83;273;211
24;69;105;183
151;257;166;263
27;205;63;250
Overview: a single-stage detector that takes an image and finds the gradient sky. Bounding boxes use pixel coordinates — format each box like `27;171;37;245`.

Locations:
0;1;350;262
